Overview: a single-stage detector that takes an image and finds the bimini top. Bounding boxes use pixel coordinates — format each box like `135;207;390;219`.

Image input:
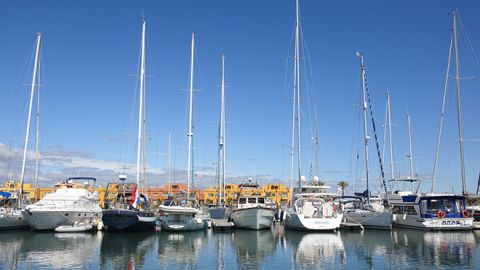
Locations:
0;191;12;198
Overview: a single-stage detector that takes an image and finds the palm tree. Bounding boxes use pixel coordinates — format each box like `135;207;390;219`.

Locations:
337;181;349;196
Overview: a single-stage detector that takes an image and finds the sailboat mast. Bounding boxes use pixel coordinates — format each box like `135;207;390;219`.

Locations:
295;0;303;188
19;32;41;208
452;10;467;195
168;132;172;194
34;54;41;202
218;53;226;206
313;103;319;178
356;52;370;203
432;33;453;193
135;20;146;187
187;33;195;197
387;93;395;181
289;71;296;191
407;112;414;179
289;69;296;190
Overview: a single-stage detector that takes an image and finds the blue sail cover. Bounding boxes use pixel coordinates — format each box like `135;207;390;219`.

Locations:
354;189;369;197
0;191;12;198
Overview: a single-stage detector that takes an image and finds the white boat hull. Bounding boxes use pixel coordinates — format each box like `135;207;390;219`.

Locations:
0;209;29;230
285;213;343;231
160;214;206;231
230;207;275;230
344;210;392;230
22;209;101;230
392;214;473;230
55;223;94;233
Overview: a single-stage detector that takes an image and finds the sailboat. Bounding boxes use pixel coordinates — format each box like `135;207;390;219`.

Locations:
283;0;343;231
343;66;392;230
209;53;229;220
101;19;156;232
158;33;208;231
0;33;42;230
387;10;473;230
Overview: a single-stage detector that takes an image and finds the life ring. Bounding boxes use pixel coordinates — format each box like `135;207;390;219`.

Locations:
462;209;471;218
437;211;445;219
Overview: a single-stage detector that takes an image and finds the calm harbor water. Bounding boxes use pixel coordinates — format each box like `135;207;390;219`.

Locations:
0;226;478;269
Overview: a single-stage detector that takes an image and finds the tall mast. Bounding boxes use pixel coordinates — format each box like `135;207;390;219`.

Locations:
387;93;395;181
356;52;370;203
407;112;414;179
19;32;41;208
34;50;41;202
218;53;226;206
432;30;453;193
187;33;195;197
168;132;172;194
452;10;467;195
135;20;146;187
295;0;303;189
289;65;297;191
142;90;147;190
313;103;319;178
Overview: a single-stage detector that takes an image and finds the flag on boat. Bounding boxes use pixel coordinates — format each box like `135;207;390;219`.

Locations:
132;189;141;208
129;186;141;209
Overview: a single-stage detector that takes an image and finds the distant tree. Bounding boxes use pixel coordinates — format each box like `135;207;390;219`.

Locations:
337;181;349;196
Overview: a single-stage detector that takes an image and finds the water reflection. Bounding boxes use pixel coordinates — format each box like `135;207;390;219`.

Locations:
100;232;155;269
232;229;275;269
20;231;99;269
0;227;478;269
340;230;393;268
391;229;475;269
157;230;206;268
0;230;26;269
287;231;345;269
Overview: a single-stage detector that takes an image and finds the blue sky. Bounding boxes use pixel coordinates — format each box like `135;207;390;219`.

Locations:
0;0;479;194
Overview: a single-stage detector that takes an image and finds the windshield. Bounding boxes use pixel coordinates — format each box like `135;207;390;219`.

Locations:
419;197;465;218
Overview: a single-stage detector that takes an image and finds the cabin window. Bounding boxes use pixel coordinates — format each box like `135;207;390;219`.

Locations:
258;198;265;204
420;201;429;216
429;199;442;212
406;206;417;215
248;198;256;204
442;199;459;213
392;206;417;215
239;198;246;204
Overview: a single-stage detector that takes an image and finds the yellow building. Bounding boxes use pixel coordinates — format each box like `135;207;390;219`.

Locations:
204;183;239;206
0;181;52;202
2;180;292;207
97;183;122;208
204;183;291;206
262;183;291;205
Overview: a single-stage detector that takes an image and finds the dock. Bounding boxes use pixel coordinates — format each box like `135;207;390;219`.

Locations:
211;219;234;232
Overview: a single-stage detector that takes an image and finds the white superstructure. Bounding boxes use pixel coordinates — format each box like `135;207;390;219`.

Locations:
388;186;473;230
22;178;102;230
159;197;207;231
